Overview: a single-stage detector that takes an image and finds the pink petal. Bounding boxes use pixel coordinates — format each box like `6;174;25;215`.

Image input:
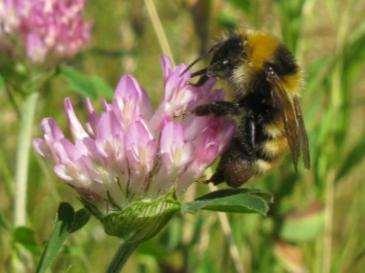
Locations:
64;98;89;140
54;164;73;181
32;138;49;158
125;119;157;173
161;55;174;81
84;98;99;135
53;138;80;163
41;118;64;141
95;112;113;140
188;118;235;176
114;75;152;122
160;121;192;170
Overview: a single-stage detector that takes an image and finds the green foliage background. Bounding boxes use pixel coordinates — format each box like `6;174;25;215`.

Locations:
0;0;364;272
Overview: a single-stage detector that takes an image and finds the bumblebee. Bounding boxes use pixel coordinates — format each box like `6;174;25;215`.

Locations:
184;30;310;187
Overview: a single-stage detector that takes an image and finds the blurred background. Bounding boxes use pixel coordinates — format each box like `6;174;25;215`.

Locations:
0;0;364;272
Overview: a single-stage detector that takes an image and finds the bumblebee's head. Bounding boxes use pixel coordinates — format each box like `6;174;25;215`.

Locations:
185;30;300;91
182;33;246;81
206;34;246;78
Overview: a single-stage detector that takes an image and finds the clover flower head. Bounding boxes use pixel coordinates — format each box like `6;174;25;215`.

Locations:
0;0;20;35
0;0;91;62
33;56;234;212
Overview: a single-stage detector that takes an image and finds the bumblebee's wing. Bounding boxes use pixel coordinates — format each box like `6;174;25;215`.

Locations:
270;79;300;169
293;96;311;169
266;68;310;170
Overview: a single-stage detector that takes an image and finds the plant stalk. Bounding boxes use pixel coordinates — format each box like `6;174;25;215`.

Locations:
143;0;174;64
14;92;39;226
209;184;245;273
106;241;139;273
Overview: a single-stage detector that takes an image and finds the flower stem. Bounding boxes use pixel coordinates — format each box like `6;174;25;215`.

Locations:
14;92;39;226
106;241;139;273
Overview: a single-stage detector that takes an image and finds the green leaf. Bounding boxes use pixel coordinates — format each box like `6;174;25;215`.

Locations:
36;202;90;273
68;208;90;233
336;135;365;181
58;202;75;224
60;66;113;99
60;66;96;98
13;226;39;254
89;75;114;98
182;188;272;216
280;210;324;242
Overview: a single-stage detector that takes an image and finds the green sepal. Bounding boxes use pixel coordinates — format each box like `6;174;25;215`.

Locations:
84;193;181;242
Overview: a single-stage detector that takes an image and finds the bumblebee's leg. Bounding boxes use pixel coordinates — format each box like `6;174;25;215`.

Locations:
239;116;257;156
209;138;255;187
210;116;258;187
193;101;240;116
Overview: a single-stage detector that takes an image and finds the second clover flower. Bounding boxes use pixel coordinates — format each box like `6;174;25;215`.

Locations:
0;0;91;62
33;56;235;211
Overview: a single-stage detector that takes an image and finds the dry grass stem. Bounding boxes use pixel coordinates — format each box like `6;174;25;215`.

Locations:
144;0;175;64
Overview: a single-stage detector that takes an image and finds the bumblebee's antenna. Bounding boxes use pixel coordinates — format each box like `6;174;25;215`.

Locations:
180;41;224;76
190;68;207;78
180;55;206;76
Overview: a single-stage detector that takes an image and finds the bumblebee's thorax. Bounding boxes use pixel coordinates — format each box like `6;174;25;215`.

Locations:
228;31;302;98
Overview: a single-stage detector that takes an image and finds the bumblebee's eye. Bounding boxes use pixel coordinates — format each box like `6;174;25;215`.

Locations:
265;64;278;81
267;65;275;75
222;59;229;66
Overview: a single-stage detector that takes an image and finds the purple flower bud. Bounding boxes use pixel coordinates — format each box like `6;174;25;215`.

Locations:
34;56;234;210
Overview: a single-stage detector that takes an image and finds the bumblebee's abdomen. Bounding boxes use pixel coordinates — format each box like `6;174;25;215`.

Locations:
210;92;288;186
210;137;256;187
210;118;287;187
240;74;288;175
255;128;287;174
